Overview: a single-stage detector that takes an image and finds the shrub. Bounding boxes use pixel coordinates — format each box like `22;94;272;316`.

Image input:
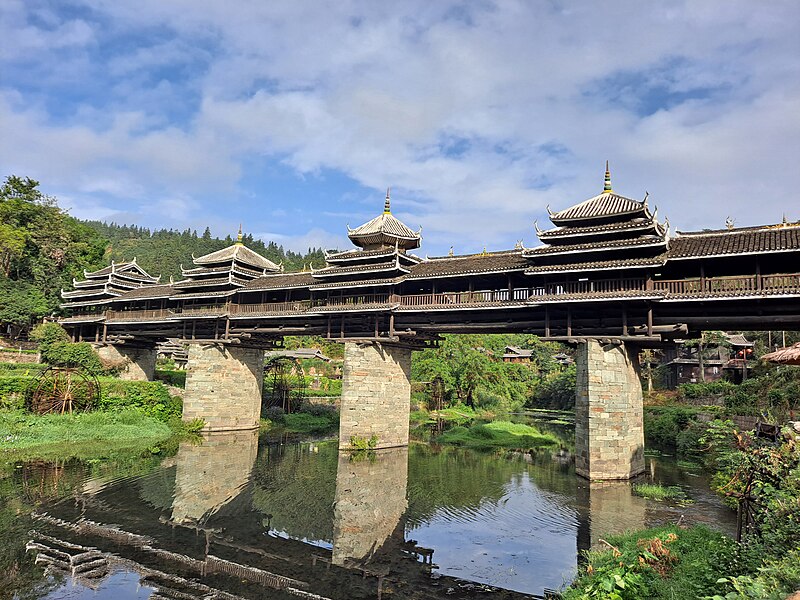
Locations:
154;369;186;388
97;379;182;421
644;406;702;449
264;406;285;423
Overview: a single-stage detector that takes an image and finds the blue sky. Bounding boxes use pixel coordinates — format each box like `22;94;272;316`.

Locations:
1;1;798;256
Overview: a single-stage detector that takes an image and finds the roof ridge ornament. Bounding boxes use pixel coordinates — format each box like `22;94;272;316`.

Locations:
725;216;735;230
603;160;613;194
235;224;244;246
546;205;554;216
384;188;391;214
534;220;543;236
642;191;649;206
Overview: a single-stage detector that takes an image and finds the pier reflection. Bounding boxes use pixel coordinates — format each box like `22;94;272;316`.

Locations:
576;479;648;555
170;429;259;525
332;446;409;566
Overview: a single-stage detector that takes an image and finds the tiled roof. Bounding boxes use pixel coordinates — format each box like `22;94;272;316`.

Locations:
310;277;402;290
172;276;248;289
192;244;280;271
668;225;800;259
529;289;665;303
169;290;236;300
115;284;175;300
325;248;422;264
525;256;666;275
347;212;422;250
524;235;666;256
406;251;529;279
241;272;316;291
538;217;659;240
549;192;647;224
312;261;409;278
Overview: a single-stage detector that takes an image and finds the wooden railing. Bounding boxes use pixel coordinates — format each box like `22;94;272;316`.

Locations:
652;274;800;296
400;288;529;307
106;309;171;321
529;278;647;297
316;293;392;307
61;312;106;321
174;305;228;317
230;301;312;315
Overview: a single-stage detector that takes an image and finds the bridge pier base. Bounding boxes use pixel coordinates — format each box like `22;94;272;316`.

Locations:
575;339;645;480
339;342;412;449
93;343;156;381
183;343;264;431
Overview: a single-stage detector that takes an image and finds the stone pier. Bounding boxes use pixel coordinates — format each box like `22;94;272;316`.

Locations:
183;343;264;431
332;446;409;566
93;343;156;381
575;339;645;480
339;342;412;449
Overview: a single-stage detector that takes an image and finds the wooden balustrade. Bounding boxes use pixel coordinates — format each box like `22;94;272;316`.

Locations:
106;309;171;321
400;288;523;307
318;294;391;307
176;305;228;317
230;301;311;314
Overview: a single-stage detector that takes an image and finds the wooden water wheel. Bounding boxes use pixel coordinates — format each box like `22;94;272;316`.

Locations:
263;356;307;414
30;366;100;414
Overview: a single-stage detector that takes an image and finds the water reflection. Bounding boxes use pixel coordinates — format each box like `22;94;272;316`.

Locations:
6;433;738;599
171;430;259;525
332;447;408;566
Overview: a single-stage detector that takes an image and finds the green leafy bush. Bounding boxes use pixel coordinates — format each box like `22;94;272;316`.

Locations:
644;406;703;449
154;369;186;388
97;379;182;421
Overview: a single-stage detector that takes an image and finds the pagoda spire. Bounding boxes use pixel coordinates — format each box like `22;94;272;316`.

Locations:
384;187;391;214
235;224;243;246
603;160;613;194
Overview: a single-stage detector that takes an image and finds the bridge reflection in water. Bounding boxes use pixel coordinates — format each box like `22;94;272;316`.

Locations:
27;431;731;599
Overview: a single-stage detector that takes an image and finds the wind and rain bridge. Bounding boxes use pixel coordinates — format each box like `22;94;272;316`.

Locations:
59;168;800;480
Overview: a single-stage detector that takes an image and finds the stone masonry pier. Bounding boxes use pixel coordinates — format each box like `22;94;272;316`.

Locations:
93;343;156;381
339;342;412;449
183;343;264;432
575;339;645;480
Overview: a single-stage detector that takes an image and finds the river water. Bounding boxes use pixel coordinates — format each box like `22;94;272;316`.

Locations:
2;424;735;600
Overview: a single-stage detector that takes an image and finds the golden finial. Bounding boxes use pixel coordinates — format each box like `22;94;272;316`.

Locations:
603;160;613;194
235;224;244;245
384;187;391;213
481;247;488;256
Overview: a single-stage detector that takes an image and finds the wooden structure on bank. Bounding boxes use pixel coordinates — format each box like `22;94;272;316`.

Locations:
59;167;800;347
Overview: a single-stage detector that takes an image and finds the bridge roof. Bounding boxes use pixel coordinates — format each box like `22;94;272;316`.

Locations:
115;284;175;300
525;235;667;257
525;255;666;275
406;251;528;279
549;192;647;225
241;271;315;291
192;243;281;271
669;224;800;259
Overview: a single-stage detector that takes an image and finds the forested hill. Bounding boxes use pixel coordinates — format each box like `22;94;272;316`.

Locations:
83;222;331;282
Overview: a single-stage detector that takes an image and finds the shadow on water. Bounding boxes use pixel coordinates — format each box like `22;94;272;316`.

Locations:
1;427;736;599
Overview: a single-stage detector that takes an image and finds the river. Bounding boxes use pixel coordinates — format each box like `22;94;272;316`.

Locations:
1;424;735;599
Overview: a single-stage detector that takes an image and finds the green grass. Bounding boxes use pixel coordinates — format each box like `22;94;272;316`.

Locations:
0;409;174;461
437;420;561;450
564;525;755;600
632;482;687;501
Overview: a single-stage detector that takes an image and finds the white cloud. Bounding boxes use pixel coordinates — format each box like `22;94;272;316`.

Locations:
1;1;799;254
